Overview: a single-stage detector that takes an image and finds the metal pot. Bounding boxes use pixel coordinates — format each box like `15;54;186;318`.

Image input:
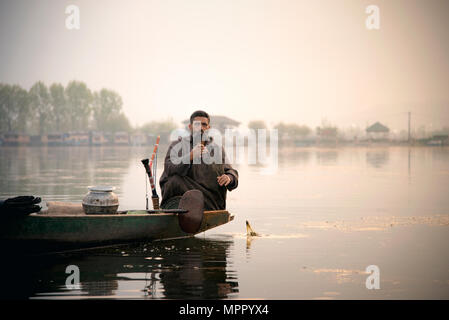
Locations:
82;186;119;214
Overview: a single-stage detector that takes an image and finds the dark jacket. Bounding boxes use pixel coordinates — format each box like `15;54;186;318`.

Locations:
159;135;238;210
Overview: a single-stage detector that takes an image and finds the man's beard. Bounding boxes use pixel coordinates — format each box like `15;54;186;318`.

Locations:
191;129;209;145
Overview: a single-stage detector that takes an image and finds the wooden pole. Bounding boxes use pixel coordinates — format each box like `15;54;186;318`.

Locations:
408;111;411;144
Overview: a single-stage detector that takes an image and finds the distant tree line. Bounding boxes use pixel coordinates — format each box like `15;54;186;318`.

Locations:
138;119;178;143
248;120;312;139
0;81;131;135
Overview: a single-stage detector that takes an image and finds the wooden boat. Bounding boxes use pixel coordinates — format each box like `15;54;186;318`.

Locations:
0;192;234;253
0;209;234;253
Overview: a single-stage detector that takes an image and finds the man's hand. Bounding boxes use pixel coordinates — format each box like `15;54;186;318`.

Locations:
217;174;232;187
190;144;208;161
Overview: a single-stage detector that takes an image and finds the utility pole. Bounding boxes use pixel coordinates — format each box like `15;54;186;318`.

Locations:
408;111;411;144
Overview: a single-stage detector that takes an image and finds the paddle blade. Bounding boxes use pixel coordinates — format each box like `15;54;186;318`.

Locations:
178;190;204;234
246;220;259;237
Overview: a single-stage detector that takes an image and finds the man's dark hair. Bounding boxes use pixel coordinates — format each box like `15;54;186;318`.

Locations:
190;110;210;124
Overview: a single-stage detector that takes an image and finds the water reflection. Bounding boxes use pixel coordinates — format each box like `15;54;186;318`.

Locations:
0;146;139;201
0;237;238;299
366;149;390;168
157;237;238;299
315;149;338;165
278;147;311;167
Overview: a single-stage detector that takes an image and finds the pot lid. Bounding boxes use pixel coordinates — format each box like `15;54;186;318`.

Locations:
88;186;116;192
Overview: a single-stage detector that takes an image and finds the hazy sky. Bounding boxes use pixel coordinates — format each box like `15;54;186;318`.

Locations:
1;0;448;131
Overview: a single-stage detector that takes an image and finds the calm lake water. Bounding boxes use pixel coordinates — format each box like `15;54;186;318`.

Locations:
0;145;448;299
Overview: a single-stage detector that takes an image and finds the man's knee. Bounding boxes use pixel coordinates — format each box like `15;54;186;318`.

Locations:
164;175;184;188
162;175;188;196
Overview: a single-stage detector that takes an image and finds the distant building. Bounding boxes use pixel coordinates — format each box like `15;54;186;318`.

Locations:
2;133;30;146
130;132;147;146
418;134;449;146
182;115;240;133
429;135;448;146
47;133;64;146
30;135;48;146
316;126;338;144
366;122;390;140
91;132;108;146
103;132;115;145
63;132;89;145
114;131;130;145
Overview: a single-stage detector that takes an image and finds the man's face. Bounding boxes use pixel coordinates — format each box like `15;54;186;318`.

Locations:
189;116;210;134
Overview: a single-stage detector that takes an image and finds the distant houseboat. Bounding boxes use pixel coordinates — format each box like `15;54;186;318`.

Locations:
114;132;129;145
429;135;448;146
63;132;89;146
316;127;338;145
102;132;114;145
2;133;30;146
419;135;449;146
47;134;64;146
91;132;108;146
130;133;147;146
30;135;48;146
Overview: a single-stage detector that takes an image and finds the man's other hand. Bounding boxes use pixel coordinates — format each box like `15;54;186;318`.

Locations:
217;174;231;187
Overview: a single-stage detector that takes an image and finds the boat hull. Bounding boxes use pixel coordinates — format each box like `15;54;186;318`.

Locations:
0;210;233;252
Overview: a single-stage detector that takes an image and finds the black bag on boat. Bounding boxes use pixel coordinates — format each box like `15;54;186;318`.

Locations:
0;196;42;217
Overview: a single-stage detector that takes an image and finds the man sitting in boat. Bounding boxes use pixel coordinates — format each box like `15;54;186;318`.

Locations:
159;110;238;210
